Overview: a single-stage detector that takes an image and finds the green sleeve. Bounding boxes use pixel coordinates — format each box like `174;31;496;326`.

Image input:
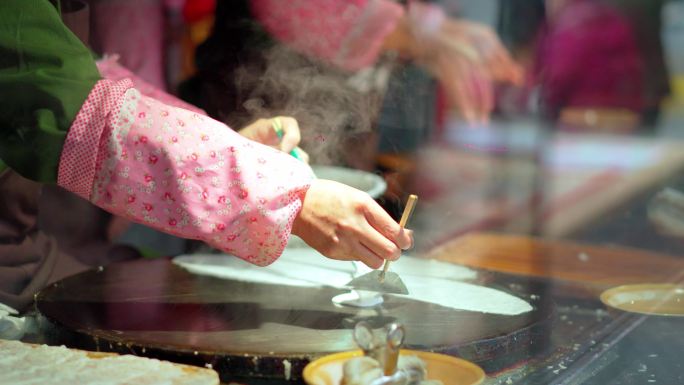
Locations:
0;0;101;183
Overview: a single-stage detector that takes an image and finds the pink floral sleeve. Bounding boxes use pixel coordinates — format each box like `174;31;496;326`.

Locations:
249;0;404;71
58;80;314;266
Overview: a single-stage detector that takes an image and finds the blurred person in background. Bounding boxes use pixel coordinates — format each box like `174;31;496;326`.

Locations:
87;0;168;89
179;0;523;146
605;0;672;131
536;0;645;132
498;0;673;133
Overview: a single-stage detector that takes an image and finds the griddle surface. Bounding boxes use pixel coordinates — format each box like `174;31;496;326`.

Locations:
36;258;551;381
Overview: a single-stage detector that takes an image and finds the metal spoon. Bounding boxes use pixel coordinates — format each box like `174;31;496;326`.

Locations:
383;323;406;376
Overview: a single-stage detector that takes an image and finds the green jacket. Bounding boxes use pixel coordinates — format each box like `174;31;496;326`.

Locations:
0;0;101;182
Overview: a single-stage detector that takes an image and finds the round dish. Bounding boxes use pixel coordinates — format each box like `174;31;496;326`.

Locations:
303;349;485;385
600;283;684;317
312;166;387;199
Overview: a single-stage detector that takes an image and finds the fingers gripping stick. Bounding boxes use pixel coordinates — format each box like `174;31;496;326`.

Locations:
379;194;418;282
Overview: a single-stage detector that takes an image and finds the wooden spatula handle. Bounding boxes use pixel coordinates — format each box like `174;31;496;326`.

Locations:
381;194;418;276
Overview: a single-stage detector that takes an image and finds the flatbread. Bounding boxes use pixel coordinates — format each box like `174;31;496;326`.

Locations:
0;340;219;385
174;249;532;316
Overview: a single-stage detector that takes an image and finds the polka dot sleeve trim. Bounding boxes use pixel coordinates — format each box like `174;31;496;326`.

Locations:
57;79;133;199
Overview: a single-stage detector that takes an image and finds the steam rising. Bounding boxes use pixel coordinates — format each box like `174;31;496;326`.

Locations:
233;45;389;165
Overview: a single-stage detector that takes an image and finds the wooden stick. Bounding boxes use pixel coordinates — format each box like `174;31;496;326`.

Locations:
380;194;418;280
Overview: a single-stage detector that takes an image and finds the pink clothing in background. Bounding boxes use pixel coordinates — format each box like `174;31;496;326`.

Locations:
58;80;314;266
250;0;404;71
535;0;644;113
89;0;166;89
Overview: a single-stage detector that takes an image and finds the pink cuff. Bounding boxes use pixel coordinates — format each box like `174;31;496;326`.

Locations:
57;79;133;199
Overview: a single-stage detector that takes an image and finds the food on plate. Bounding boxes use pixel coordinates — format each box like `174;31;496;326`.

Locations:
342;354;443;385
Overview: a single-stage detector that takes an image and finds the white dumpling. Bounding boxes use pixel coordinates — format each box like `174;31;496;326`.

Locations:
343;357;383;385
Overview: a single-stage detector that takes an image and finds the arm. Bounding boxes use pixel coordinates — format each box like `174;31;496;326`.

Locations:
65;80;314;266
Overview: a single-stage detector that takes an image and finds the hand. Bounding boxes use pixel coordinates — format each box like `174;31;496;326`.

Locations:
291;179;413;269
422;43;496;124
238;116;310;162
419;20;523;123
383;6;523;123
439;19;523;86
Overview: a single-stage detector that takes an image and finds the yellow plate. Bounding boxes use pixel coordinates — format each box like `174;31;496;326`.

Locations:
600;283;684;317
303;349;485;385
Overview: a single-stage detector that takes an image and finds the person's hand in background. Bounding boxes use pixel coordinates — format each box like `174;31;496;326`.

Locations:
292;179;413;269
440;19;523;86
383;3;523;123
238;116;310;162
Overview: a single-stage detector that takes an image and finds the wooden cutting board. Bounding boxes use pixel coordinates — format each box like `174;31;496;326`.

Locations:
426;232;684;287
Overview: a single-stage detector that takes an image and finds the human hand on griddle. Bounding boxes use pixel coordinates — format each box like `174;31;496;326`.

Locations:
238;116;310;163
383;3;523;124
291;179;413;269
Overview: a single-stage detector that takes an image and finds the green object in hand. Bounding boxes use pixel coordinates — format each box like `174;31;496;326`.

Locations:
272;117;305;161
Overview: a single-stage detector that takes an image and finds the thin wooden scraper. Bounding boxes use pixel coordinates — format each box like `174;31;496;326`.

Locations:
345;195;418;295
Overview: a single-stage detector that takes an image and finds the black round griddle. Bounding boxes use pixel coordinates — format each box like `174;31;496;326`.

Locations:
36;258;552;383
